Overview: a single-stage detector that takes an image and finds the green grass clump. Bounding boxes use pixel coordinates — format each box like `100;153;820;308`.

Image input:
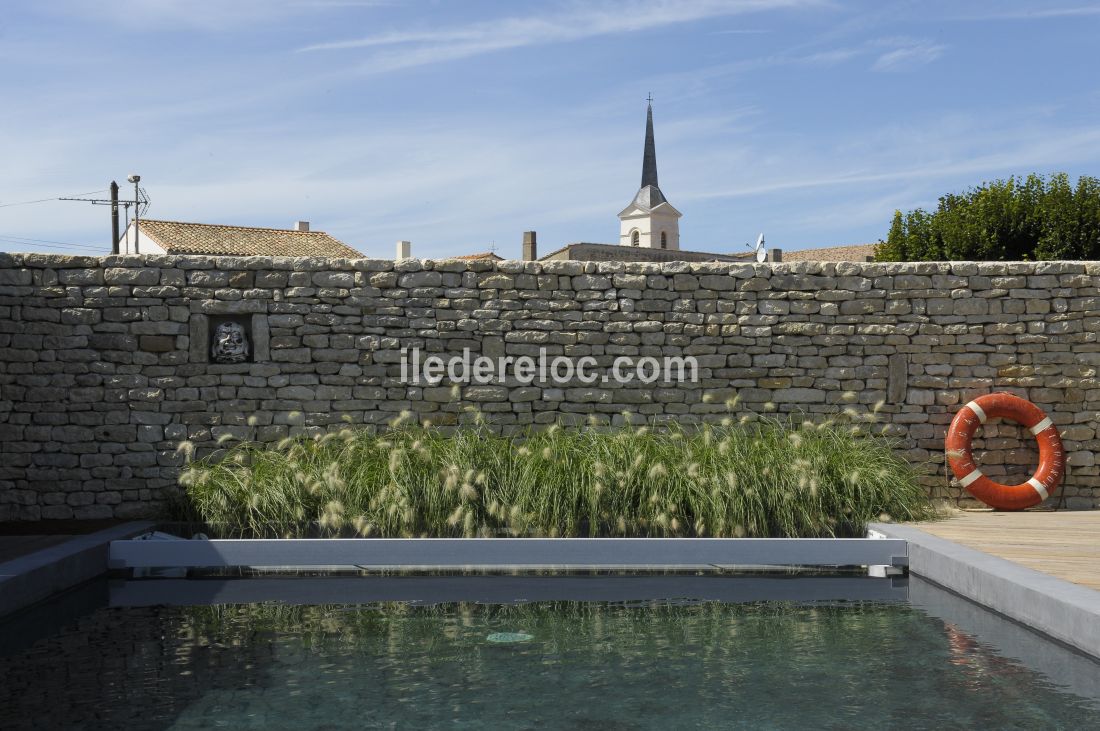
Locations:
179;418;932;538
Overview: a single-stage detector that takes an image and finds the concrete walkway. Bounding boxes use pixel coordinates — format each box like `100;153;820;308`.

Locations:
0;522;153;618
871;515;1100;660
911;510;1100;592
0;536;71;563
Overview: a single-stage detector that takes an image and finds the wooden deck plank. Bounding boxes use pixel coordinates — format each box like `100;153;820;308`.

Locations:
912;511;1100;592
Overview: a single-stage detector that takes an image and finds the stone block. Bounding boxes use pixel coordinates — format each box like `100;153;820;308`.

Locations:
105;267;160;285
399;271;442;288
0;269;33;286
140;335;176;353
58;268;104;285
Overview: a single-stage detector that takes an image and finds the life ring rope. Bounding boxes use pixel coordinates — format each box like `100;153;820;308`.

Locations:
945;392;1065;511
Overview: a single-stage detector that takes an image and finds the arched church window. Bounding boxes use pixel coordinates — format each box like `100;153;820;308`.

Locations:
631;230;640;246
660;232;667;249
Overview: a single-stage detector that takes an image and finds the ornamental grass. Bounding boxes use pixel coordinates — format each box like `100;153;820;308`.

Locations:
178;408;933;538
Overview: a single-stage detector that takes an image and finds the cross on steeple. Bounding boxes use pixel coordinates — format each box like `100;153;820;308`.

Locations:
646;92;653;104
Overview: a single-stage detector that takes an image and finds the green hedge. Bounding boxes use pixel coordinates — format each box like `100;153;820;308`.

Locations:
875;172;1100;261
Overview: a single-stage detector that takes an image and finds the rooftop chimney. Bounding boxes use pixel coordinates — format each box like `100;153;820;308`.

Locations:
294;221;310;232
396;240;412;259
522;231;537;261
769;248;782;263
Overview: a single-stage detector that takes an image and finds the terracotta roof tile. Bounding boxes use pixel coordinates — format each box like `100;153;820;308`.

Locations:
538;242;749;262
781;243;877;262
450;252;504;261
137;219;362;258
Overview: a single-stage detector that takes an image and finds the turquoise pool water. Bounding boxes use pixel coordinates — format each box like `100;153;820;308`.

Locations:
1;594;1097;730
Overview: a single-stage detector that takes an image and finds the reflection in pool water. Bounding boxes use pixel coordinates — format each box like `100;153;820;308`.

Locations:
0;598;1097;730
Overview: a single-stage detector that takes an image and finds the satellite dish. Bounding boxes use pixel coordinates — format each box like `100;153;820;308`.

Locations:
754;233;766;263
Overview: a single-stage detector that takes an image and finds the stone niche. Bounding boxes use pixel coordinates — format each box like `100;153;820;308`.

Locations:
189;312;270;364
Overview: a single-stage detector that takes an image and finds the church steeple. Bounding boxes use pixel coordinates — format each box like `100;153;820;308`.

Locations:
641;98;659;189
619;96;682;251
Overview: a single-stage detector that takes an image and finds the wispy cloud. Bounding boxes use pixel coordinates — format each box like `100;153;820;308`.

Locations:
41;0;388;31
297;0;824;72
871;40;944;72
686;124;1100;202
950;5;1100;21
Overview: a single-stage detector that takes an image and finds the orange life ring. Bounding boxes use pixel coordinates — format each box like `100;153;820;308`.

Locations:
945;392;1065;511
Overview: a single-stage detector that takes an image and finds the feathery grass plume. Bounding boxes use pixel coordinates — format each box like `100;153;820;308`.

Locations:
180;416;933;538
389;410;414;428
175;440;196;463
178;466;200;487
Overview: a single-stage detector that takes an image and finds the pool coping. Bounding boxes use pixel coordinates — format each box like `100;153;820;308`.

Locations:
868;522;1100;660
0;521;154;618
107;536;909;571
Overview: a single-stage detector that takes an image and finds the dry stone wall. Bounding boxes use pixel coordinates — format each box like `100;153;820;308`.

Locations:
0;252;1097;519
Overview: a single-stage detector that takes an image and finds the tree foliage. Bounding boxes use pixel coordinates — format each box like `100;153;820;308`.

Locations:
874;173;1100;261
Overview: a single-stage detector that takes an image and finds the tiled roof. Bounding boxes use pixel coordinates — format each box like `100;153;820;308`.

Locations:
451;252;504;261
538;242;749;262
781;243;878;262
136;219;362;258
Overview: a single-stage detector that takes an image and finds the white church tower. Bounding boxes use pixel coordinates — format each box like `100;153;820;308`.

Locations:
618;99;682;250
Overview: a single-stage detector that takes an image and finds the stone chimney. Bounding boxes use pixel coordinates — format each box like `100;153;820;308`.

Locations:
522;231;537;261
769;248;782;263
294;221;310;232
396;240;412;259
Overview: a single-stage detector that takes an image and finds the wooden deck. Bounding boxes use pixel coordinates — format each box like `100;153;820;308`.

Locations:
913;510;1100;592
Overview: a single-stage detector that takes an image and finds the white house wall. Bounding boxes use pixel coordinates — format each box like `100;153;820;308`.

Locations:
119;225;165;256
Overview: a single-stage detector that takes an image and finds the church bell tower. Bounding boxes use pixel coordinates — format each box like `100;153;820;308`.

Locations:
618;98;682;250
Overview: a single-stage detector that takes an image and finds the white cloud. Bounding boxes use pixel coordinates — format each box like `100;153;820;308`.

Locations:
871;41;944;72
41;0;387;32
297;0;826;73
685;123;1100;203
950;5;1100;21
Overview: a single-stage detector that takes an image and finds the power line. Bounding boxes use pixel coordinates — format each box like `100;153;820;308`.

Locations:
0;189;109;209
0;234;105;252
0;233;102;247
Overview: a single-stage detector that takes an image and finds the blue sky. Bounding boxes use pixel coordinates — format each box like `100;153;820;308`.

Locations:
2;0;1099;259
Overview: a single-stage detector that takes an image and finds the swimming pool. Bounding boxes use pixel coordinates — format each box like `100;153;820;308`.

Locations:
1;575;1097;730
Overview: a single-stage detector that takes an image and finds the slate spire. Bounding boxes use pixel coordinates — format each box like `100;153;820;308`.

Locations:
641;98;659;189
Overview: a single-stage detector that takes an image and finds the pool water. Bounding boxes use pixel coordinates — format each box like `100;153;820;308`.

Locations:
1;596;1097;730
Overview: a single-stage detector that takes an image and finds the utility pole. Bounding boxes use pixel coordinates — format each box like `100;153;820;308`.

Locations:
60;177;147;255
128;174;141;253
110;181;119;254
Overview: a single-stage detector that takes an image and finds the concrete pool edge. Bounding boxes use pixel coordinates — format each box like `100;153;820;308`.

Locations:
868;522;1100;660
0;521;154;618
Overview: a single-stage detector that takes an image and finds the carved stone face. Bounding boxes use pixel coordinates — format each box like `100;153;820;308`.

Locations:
211;321;250;363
